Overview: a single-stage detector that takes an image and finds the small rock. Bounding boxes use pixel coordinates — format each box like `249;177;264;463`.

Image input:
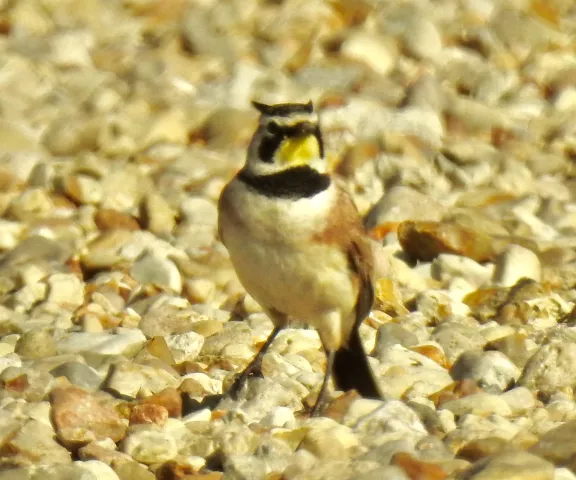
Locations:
431;322;486;363
182;409;212;424
402;16;443;60
121;425;178;465
431;254;493;286
201;108;258;149
259;406;296;428
131;253;182;293
112;461;156;479
359;437;416;468
137;388;182;418
179;197;218;227
458;437;512;463
51;30;94;68
102;363;142;399
62;174;103;205
42;116;99;156
15;329;57;359
500;387;536;415
0;469;30;480
485;333;532;368
0;220;25;251
100;167;152;212
283;456;351;480
97;114;139;157
364;186;445;230
492;245;541;287
154;459;202;480
458;451;554;480
180;8;236;60
138;304;208;337
50;362;103;390
184;278;216;305
392;452;447;480
440;392;512;417
0;120;41;153
143;109;189;148
299;417;359;460
78;441;132;464
3;419;71;466
46;274;85;309
385;366;453;401
373;323;419;354
0;353;21;374
219;377;307;422
416;290;471;321
213;421;260;457
57;329;147;357
398;221;497;262
106;362;179;399
0;236;70;269
74;460;120;480
518;341;576;397
261;351;310;377
7;188;54;222
450;351;521;391
200;322;252;356
80;230;134;270
555;468;576;480
1;367;54;402
50;386;127;449
129;403;168;427
530;419;576;464
10;282;48;312
165;331;204;364
94;209;141;232
344;399;427;449
340;31;397;76
140;193;176;235
356;465;411;480
145;336;175;365
223;455;268;480
386;107;445;149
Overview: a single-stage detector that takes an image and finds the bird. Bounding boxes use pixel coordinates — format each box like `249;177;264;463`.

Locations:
217;100;383;414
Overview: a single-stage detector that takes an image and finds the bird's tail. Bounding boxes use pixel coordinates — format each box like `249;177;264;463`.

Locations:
332;328;383;399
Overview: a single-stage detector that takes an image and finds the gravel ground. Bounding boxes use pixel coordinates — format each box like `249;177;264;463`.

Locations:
1;0;576;479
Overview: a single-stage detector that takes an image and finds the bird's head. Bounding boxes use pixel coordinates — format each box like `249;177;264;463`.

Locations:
245;100;325;176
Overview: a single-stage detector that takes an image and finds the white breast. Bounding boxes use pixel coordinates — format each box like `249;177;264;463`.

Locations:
219;178;357;325
222;177;337;245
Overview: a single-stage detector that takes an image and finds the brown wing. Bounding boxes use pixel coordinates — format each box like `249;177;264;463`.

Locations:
217;187;227;244
347;235;374;327
313;185;374;327
217;180;237;246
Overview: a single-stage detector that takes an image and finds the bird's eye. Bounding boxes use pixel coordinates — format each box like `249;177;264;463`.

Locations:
267;122;281;135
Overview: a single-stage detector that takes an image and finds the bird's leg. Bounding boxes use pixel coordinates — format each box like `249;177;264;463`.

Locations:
310;349;335;417
228;325;282;399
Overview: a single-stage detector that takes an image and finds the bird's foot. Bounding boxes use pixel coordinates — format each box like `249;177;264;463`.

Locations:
226;361;264;400
308;399;326;417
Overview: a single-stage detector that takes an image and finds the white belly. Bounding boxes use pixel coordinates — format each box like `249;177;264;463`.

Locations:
226;232;356;322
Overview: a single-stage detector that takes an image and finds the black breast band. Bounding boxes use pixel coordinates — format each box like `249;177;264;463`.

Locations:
238;166;331;199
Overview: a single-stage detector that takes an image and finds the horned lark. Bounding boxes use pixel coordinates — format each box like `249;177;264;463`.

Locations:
218;100;382;414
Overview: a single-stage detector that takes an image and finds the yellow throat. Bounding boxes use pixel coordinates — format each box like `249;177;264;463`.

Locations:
276;135;320;166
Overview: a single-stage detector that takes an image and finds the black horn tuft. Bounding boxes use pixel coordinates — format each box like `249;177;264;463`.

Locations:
251;101;315;117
